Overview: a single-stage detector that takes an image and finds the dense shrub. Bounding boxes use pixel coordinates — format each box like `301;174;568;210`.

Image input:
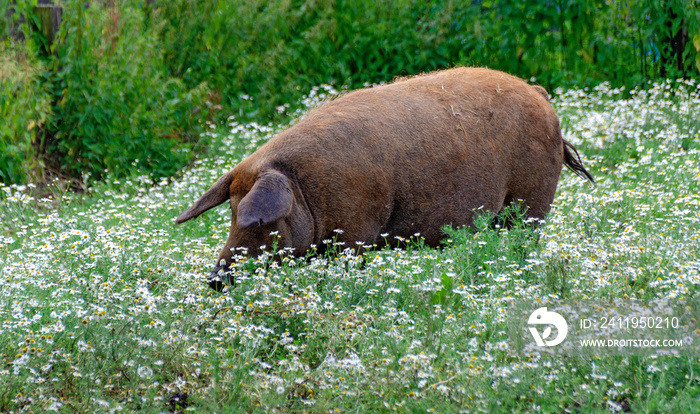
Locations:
154;0;700;120
0;42;52;184
154;0;470;119
50;0;211;181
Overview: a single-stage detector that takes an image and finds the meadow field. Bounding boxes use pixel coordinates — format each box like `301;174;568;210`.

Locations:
1;80;699;413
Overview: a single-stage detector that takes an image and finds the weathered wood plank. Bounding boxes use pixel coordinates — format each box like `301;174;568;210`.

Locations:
32;4;62;51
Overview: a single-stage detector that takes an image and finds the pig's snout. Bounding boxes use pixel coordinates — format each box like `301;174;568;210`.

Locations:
208;264;234;292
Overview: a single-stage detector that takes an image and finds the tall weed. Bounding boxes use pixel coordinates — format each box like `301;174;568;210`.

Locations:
51;0;210;181
0;42;52;184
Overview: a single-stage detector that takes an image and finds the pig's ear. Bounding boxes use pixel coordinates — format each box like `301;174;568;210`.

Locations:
237;170;293;228
176;172;233;224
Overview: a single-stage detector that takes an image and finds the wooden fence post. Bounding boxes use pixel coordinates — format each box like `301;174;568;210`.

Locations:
32;3;62;54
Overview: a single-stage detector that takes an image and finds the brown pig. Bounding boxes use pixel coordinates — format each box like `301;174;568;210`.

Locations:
176;67;594;291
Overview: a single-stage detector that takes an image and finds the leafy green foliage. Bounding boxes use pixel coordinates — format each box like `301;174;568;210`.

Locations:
153;0;700;121
50;0;211;181
153;0;478;120
0;42;52;184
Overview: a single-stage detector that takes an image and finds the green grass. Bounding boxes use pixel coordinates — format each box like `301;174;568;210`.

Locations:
1;81;699;413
